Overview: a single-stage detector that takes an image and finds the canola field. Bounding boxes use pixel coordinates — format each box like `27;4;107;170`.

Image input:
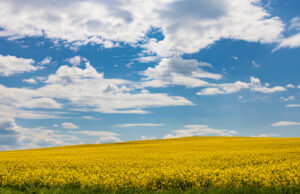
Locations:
0;137;300;191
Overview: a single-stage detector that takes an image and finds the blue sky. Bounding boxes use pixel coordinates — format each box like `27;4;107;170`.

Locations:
0;0;300;150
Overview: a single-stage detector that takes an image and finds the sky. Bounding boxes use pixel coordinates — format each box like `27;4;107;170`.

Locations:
0;0;300;150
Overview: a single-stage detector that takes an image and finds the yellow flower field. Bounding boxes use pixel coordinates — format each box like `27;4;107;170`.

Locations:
0;137;299;191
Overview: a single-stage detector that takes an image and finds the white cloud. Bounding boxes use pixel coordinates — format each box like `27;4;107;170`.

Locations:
82;116;96;120
0;55;37;76
251;133;279;137
298;85;300;89
197;87;227;95
163;124;238;138
286;84;295;88
135;56;160;63
96;136;121;144
231;56;238;60
71;130;119;137
0;85;62;111
289;17;300;31
0;0;284;56
252;85;286;93
141;57;220;88
275;33;300;50
0;118;76;151
271;121;300;127
0;61;192;118
40;57;52;65
280;96;295;102
23;78;37;84
116;123;163;127
141;136;156;140
0;104;62;120
71;130;121;144
61;122;79;129
197;76;286;95
125;62;133;68
39;62;192;114
67;56;86;66
286;104;300;108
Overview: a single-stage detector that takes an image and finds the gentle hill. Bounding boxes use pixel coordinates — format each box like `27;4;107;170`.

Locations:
0;137;300;193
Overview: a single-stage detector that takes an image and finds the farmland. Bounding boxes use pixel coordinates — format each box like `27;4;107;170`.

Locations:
0;137;300;193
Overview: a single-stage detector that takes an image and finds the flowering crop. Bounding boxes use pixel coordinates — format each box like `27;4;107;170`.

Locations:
0;137;299;190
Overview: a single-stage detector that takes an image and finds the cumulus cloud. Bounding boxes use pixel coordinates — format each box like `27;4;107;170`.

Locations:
0;84;62;111
67;56;86;66
197;76;285;95
61;122;79;129
39;62;192;114
140;58;285;96
163;124;238;139
271;121;300;127
0;0;284;56
0;118;75;151
23;78;37;84
116;123;163;127
286;84;295;88
0;55;37;76
141;57;220;88
0;104;62;120
0;61;192;119
146;0;284;56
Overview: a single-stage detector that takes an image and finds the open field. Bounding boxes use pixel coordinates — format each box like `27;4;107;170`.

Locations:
0;137;300;193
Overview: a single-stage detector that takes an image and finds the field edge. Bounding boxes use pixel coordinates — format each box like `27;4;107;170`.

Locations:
1;185;300;194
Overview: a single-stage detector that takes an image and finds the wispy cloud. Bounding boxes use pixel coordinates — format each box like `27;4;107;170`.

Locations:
275;33;300;50
23;78;37;84
70;130;121;144
116;123;163;128
96;136;121;144
280;96;295;102
61;122;79;129
251;134;280;137
271;121;300;127
197;77;286;95
164;125;238;139
252;60;260;68
71;130;119;137
39;57;52;65
0;55;37;76
286;104;300;108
